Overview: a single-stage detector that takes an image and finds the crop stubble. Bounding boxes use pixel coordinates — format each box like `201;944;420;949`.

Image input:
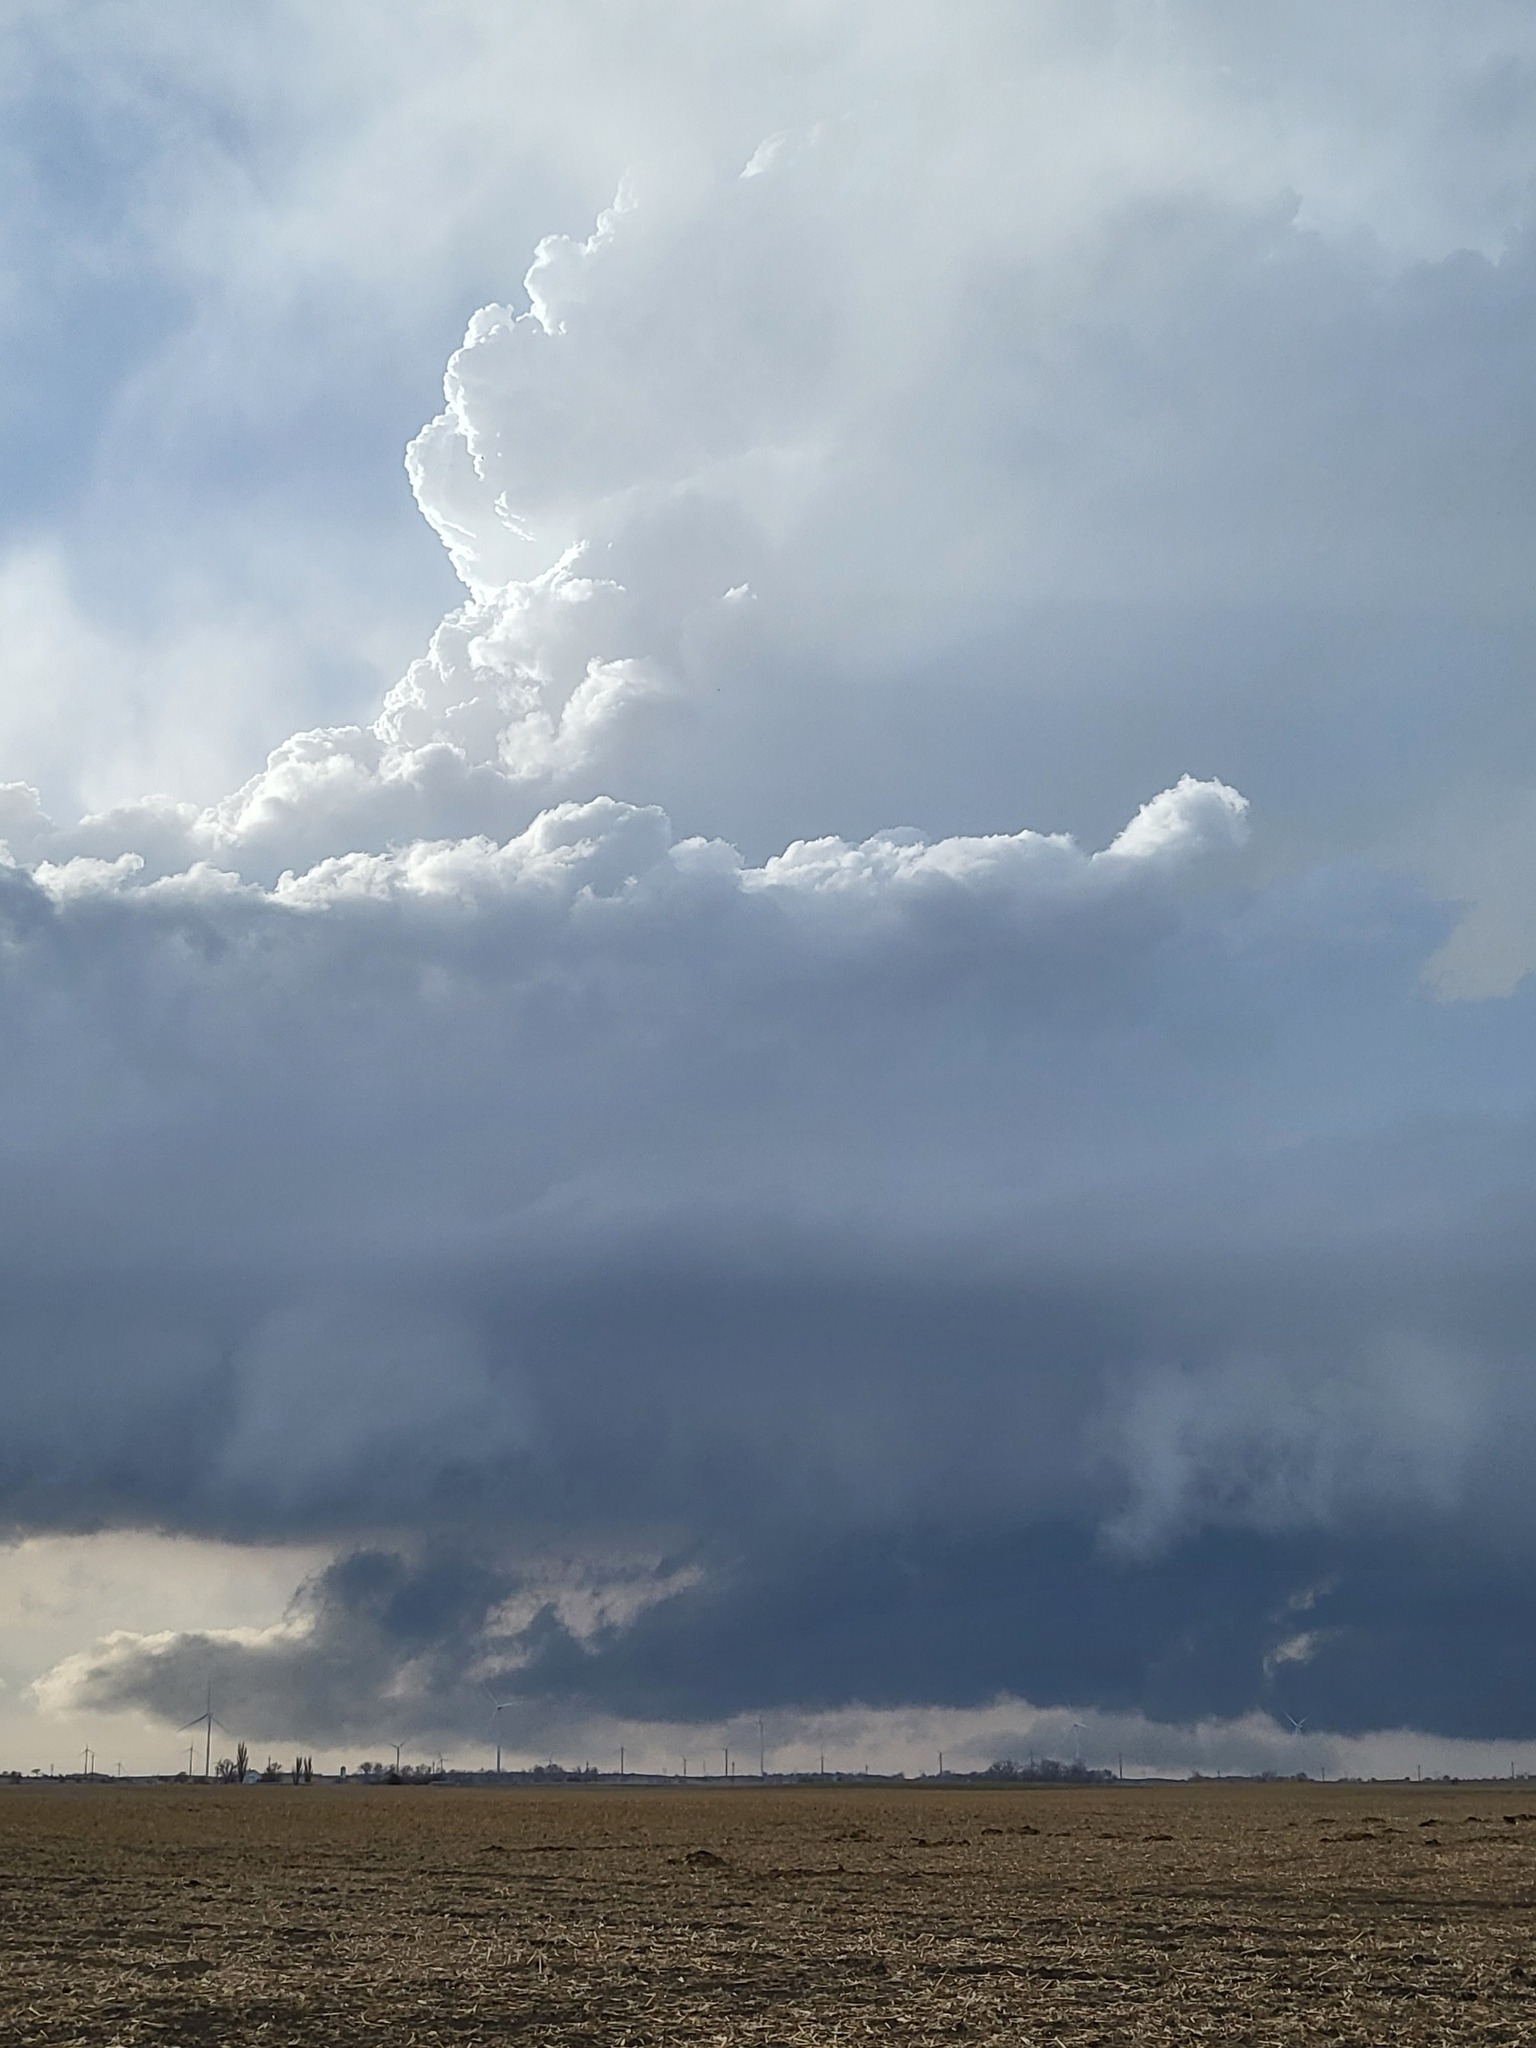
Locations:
1;1782;1534;2043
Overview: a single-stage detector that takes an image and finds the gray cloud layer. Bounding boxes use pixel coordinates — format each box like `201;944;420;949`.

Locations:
11;1;1536;1749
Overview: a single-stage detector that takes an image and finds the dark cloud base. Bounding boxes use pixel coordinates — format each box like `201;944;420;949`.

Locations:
17;1208;1536;1748
59;1521;1536;1749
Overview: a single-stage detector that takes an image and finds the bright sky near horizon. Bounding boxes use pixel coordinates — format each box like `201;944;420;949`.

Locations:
6;0;1536;1780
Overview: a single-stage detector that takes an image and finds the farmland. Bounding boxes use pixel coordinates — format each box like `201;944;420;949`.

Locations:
2;1781;1535;2043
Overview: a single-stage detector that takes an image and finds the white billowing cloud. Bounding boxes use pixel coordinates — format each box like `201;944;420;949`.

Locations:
8;771;1244;919
2;0;1535;857
10;75;1536;905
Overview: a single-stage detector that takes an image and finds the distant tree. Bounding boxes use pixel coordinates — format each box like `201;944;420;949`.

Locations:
984;1757;1114;1785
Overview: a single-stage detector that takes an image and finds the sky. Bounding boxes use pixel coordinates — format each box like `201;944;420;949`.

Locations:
5;0;1536;1780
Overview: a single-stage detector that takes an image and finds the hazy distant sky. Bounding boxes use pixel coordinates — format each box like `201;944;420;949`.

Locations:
6;0;1536;1778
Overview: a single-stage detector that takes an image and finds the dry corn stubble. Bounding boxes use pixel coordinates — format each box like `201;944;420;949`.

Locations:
1;1781;1535;2043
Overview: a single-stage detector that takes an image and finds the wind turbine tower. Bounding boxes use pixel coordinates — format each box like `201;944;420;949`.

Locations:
180;1682;224;1782
483;1684;513;1776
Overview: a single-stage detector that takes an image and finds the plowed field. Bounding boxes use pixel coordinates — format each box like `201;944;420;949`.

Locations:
3;1781;1535;2043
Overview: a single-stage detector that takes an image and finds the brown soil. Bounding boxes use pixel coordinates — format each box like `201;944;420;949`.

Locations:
2;1781;1535;2042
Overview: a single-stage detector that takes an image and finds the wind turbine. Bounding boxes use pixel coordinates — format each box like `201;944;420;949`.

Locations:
179;1682;229;1782
482;1683;514;1776
1286;1714;1307;1736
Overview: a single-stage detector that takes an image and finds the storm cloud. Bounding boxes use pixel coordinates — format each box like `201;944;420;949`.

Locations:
9;1;1536;1761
